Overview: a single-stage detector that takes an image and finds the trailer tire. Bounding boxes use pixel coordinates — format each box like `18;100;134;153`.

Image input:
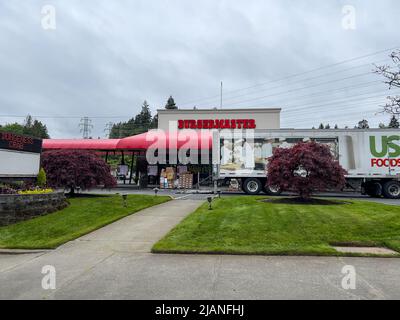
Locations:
364;181;382;198
242;178;262;195
263;184;282;196
382;181;400;199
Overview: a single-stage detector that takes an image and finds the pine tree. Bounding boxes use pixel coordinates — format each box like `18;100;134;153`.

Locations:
135;101;152;132
151;114;158;129
325;124;330;129
318;123;324;129
388;115;400;128
334;124;338;129
357;119;369;129
165;96;177;109
108;101;154;138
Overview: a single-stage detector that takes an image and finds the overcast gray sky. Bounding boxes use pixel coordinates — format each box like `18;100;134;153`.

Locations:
0;0;399;138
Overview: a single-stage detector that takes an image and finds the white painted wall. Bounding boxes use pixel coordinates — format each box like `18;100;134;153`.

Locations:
157;108;281;131
0;149;40;177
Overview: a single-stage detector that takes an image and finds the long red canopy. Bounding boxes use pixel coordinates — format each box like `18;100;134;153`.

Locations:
42;131;213;151
42;138;120;150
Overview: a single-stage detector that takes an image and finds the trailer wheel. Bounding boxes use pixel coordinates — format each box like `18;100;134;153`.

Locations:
364;181;382;198
382;181;400;199
243;178;262;195
263;184;282;196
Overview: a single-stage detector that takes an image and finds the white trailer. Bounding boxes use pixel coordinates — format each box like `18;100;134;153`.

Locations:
0;132;42;179
213;129;400;199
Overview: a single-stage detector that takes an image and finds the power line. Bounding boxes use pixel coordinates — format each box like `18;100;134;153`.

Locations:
221;71;376;108
282;90;400;115
242;80;382;108
191;58;390;108
179;46;400;106
283;99;390;121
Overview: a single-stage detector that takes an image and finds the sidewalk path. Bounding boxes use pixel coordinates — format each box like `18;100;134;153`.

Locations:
0;199;203;299
1;199;400;300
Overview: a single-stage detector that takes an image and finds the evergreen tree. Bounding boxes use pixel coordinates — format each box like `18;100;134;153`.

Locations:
151;114;158;129
108;101;155;138
388;115;400;128
165;96;177;109
0;115;49;138
325;124;330;129
0;123;24;135
334;124;338;129
357;119;369;129
318;123;324;129
135;101;152;131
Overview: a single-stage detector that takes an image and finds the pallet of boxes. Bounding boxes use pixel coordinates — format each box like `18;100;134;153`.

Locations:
178;171;193;190
160;167;176;189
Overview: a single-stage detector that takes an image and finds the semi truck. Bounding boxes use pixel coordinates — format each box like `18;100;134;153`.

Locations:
212;129;400;199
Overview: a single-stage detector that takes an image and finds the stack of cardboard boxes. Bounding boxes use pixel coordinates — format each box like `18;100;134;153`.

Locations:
160;167;176;189
178;172;194;189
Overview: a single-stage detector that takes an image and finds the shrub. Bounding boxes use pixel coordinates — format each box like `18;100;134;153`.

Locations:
37;168;47;187
267;141;347;199
0;186;17;195
41;150;117;194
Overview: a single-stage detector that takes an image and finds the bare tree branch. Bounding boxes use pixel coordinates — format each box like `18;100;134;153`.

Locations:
375;50;400;116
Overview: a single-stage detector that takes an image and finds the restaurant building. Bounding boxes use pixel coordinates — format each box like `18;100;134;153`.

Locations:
43;107;282;188
157;108;281;131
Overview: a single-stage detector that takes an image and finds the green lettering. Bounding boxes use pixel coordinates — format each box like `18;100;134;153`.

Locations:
370;136;388;157
387;135;400;158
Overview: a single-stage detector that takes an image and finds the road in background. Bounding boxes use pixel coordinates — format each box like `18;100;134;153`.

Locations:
86;187;400;205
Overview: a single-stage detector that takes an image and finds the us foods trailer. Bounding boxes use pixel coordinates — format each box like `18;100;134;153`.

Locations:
212;129;400;199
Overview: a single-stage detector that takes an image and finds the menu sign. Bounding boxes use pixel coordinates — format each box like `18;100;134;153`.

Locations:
0;132;42;153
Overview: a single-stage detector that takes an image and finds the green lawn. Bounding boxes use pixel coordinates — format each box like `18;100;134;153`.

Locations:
153;196;400;257
0;194;170;249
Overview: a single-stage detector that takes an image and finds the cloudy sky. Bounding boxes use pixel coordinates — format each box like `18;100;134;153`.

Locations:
0;0;399;138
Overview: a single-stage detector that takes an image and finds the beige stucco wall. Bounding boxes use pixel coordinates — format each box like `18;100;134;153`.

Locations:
157;108;281;131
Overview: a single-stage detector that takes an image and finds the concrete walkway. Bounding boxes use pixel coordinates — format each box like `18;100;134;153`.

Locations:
1;199;400;300
0;199;203;299
76;199;204;253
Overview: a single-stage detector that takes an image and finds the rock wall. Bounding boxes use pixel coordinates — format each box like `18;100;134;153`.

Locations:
0;192;68;226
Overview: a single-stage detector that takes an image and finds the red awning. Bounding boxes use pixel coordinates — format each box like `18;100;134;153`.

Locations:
116;131;213;150
42;131;213;151
42;139;120;150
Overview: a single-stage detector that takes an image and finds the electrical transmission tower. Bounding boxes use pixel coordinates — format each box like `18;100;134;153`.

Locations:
79;117;93;139
104;122;114;138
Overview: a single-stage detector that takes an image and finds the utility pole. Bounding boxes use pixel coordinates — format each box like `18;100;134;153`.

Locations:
79;117;93;139
104;122;114;138
220;81;223;109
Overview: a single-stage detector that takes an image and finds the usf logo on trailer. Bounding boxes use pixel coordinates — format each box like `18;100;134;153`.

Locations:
369;135;400;168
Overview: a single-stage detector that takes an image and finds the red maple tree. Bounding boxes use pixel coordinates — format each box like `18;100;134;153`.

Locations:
267;141;347;199
41;150;116;194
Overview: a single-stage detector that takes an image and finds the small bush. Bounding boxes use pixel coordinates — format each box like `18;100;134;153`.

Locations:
0;186;17;194
37;168;47;188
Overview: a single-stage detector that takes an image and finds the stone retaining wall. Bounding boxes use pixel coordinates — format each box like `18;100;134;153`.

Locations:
0;192;68;226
